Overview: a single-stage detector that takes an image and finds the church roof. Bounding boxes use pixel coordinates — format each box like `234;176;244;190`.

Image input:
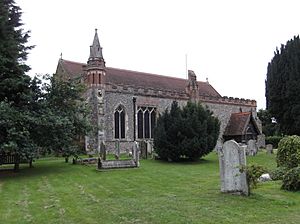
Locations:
57;59;221;97
223;112;260;136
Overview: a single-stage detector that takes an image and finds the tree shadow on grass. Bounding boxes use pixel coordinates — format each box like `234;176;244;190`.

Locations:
153;156;217;166
0;159;78;180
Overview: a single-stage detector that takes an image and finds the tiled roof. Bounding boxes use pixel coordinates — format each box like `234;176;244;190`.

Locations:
224;112;260;136
58;59;221;97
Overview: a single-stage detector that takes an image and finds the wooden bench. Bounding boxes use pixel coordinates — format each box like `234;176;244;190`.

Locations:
0;153;33;172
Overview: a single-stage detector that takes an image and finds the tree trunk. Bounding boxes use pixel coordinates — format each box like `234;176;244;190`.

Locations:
14;162;19;172
65;157;69;163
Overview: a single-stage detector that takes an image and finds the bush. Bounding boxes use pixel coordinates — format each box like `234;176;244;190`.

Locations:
270;167;289;180
153;101;220;161
240;164;268;189
265;136;283;148
276;135;300;169
281;167;300;191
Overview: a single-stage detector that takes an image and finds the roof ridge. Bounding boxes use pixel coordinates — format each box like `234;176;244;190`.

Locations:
107;67;187;82
60;59;213;84
61;59;85;66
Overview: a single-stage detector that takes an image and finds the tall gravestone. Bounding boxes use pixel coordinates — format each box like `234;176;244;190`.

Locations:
218;140;249;196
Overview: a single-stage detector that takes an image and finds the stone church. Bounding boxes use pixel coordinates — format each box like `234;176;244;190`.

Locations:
56;29;261;154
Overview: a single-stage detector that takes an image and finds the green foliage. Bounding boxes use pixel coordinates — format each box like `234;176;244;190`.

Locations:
0;0;33;106
266;36;300;135
270;166;289;181
257;109;280;136
0;0;36;160
0;1;91;161
240;164;268;190
34;75;92;160
154;101;220;161
276;135;300;169
265;136;283;148
281;167;300;191
0;101;37;160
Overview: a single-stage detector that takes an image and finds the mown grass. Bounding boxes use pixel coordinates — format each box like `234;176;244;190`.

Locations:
0;152;299;224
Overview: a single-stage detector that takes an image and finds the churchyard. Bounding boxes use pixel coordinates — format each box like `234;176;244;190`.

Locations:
0;151;299;224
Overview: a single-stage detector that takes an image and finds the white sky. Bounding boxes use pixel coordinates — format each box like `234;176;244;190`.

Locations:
17;0;300;109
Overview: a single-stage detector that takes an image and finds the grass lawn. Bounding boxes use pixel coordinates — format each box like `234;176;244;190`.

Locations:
0;152;299;224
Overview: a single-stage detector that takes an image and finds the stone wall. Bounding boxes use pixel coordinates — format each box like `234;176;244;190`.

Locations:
92;85;259;153
204;101;257;146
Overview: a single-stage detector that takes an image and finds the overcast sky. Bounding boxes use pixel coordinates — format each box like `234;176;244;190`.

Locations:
17;0;300;109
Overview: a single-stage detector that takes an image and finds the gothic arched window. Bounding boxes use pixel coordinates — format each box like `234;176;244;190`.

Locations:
137;107;156;139
114;105;125;139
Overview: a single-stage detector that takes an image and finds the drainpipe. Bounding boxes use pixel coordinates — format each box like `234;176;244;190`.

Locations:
133;97;136;142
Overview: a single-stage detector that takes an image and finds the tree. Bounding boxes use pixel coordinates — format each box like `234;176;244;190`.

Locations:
0;0;33;106
33;75;92;162
153;101;220;161
257;109;280;136
0;0;36;163
0;1;91;165
266;36;300;135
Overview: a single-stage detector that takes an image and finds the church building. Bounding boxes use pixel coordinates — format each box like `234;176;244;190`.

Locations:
56;29;261;154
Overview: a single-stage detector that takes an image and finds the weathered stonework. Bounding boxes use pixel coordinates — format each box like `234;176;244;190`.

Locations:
56;30;262;154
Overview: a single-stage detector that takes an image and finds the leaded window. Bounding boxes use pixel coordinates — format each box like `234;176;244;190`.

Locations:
114;105;125;139
137;106;156;139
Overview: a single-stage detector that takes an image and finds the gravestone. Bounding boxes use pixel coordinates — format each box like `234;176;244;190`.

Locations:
100;141;106;160
115;140;120;159
133;141;140;167
247;139;258;156
266;144;273;154
140;141;147;159
218;140;249;196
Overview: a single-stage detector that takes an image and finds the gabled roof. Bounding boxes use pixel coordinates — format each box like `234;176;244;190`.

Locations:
57;59;221;97
224;112;261;136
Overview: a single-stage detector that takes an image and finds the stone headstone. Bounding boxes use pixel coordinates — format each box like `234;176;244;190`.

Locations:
115;140;120;159
140;141;147;159
100;141;106;161
247;139;258;156
133;141;140;167
218;140;249;196
266;144;273;154
257;134;266;149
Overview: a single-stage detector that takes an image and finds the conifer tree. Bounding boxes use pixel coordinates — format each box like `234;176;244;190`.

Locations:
153;101;220;161
0;0;36;161
266;36;300;135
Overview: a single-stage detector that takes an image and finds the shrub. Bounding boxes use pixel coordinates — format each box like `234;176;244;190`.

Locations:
240;164;268;189
270;167;289;181
281;167;300;191
276;135;300;169
153;101;220;161
265;136;283;148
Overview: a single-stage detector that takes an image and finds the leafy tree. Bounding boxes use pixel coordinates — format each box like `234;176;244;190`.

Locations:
153;101;220;161
0;1;91;164
34;75;92;162
266;36;300;135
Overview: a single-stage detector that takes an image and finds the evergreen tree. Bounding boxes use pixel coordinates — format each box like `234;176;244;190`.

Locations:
153;101;220;161
0;0;36;161
266;36;300;135
0;0;33;106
